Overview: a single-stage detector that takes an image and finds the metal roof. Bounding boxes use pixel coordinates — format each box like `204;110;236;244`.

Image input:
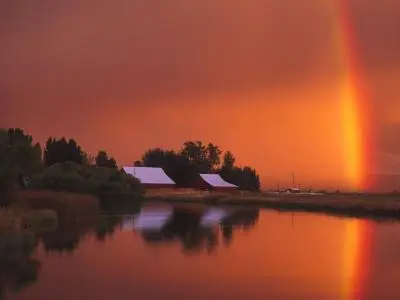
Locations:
122;167;175;185
199;174;238;188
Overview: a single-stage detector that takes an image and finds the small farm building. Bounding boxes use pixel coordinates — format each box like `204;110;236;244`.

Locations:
284;188;301;194
122;167;176;189
190;174;238;192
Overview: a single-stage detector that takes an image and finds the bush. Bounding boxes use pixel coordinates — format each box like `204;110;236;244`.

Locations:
29;162;142;195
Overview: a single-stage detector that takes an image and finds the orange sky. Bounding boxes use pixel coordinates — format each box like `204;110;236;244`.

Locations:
1;0;400;190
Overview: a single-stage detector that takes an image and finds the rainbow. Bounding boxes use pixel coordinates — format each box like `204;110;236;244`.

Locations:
332;0;375;191
331;2;375;300
341;219;373;300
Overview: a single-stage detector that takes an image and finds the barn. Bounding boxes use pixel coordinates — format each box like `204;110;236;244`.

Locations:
122;167;176;189
190;174;238;193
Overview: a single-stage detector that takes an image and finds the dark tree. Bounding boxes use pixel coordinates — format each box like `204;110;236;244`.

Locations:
142;148;172;168
134;160;143;166
95;150;117;168
0;128;42;191
220;166;260;192
6;128;42;174
180;141;222;173
44;137;86;166
141;148;194;187
180;141;207;164
221;151;235;171
205;143;222;171
83;153;95;166
238;166;261;191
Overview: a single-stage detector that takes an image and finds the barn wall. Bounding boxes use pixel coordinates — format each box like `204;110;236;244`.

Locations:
189;177;212;190
141;183;176;189
189;177;238;193
212;186;239;193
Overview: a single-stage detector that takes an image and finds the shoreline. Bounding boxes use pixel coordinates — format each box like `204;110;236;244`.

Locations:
143;192;400;221
5;189;400;221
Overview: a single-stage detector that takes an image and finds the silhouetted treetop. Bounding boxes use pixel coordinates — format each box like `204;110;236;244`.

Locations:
44;137;86;166
0;128;42;191
180;141;221;172
95;150;117;168
221;151;235;171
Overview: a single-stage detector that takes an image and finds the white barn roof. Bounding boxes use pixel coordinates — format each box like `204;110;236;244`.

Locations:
122;167;175;185
200;174;238;188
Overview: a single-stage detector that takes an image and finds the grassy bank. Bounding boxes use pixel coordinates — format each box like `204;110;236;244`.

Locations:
0;208;58;232
144;192;400;220
15;190;100;223
0;190;100;239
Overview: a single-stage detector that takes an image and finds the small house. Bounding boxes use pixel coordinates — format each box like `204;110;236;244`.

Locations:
190;174;238;193
284;187;301;194
122;166;176;189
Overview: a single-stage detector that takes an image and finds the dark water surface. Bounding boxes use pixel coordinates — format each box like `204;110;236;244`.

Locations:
3;204;400;300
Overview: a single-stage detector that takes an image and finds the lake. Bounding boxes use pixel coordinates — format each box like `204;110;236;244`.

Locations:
2;203;400;300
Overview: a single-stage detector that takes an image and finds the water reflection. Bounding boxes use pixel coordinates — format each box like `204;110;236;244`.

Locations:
38;211;99;255
0;232;40;298
133;204;260;254
95;216;123;242
221;209;259;246
6;202;400;300
40;223;88;255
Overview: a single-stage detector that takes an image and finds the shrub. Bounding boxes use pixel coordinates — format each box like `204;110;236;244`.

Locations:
29;162;143;195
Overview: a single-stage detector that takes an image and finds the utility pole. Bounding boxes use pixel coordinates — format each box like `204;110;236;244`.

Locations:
292;212;294;228
292;172;298;188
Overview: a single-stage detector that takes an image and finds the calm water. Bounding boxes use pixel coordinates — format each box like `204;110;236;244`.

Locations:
3;204;400;300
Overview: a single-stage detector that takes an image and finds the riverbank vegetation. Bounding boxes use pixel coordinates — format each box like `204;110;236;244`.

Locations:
1;127;261;197
0;128;143;197
6;126;400;221
0;128;42;193
29;162;142;195
0;208;57;233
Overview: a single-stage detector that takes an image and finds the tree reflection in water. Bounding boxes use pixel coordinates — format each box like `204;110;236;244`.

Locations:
39;217;98;255
0;203;259;298
138;206;259;254
0;203;126;298
220;209;260;246
0;232;40;298
95;216;123;242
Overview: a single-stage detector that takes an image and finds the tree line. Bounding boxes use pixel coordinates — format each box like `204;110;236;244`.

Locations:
135;141;260;191
0;128;120;192
0;128;261;192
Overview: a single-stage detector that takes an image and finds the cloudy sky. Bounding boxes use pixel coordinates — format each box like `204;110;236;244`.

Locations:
1;0;400;190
